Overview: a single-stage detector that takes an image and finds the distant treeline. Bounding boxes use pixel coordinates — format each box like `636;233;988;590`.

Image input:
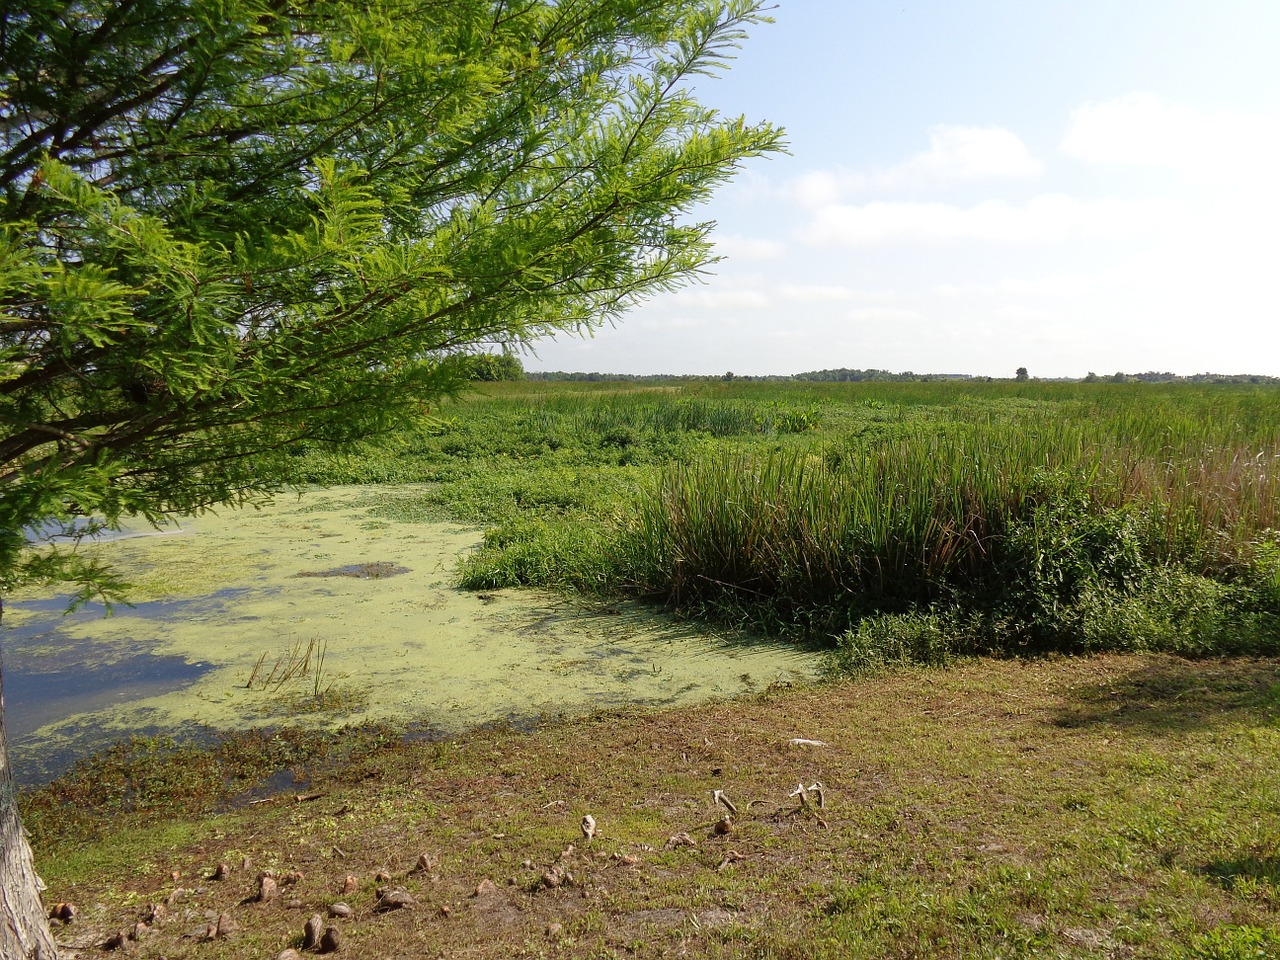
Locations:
524;368;1280;384
1081;371;1280;384
524;369;974;383
524;370;733;383
791;368;974;382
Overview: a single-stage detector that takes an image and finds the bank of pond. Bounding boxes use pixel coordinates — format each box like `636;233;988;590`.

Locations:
298;380;1280;667
9;380;1280;784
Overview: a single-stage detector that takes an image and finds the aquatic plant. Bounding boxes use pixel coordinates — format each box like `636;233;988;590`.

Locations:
292;379;1280;660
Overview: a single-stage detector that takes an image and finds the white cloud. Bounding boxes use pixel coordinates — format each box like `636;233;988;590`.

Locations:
992;303;1065;324
1062;93;1280;183
766;327;822;343
803;194;1174;245
787;170;852;209
675;288;772;310
785;125;1041;206
635;314;710;332
712;233;787;261
775;284;860;303
846;307;922;323
936;272;1103;299
905;125;1044;183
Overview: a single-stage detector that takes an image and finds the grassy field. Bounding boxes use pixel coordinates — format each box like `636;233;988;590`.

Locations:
295;379;1280;665
26;654;1280;959
22;378;1280;957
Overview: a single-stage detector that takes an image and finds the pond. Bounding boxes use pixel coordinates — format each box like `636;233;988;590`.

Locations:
2;486;822;787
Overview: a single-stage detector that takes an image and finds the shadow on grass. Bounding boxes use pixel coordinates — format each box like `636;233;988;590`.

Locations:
1052;655;1280;734
512;592;824;657
1203;854;1280;890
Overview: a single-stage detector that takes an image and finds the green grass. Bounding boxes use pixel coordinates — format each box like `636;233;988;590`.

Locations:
24;378;1280;957
26;654;1280;958
291;379;1280;665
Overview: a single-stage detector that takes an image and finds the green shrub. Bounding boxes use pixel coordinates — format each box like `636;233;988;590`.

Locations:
456;518;613;591
771;404;823;433
830;609;977;675
611;424;1280;659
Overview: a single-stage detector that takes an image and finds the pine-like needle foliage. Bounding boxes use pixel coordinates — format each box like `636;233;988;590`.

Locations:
0;0;784;586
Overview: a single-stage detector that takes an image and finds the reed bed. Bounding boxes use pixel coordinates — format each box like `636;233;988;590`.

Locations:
618;412;1280;653
562;394;765;438
299;378;1280;657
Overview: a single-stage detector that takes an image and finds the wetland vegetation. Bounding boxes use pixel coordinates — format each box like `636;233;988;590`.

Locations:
20;377;1280;957
299;378;1280;667
5;486;817;787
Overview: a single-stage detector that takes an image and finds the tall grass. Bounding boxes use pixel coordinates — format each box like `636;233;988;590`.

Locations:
292;378;1280;659
617;412;1280;652
294;384;824;483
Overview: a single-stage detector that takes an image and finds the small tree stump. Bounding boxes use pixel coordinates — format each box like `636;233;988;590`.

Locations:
319;925;342;953
304;914;325;950
102;930;127;951
48;902;76;923
257;875;279;902
374;886;415;912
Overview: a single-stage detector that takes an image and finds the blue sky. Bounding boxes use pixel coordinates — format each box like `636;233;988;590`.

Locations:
525;1;1280;378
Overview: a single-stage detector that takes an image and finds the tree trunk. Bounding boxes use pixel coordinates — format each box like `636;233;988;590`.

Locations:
0;600;60;960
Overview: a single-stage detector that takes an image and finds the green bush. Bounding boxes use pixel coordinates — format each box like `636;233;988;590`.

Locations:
610;426;1280;660
456;518;612;591
830;609;977;675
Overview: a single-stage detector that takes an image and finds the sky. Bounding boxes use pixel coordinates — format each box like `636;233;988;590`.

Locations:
524;1;1280;379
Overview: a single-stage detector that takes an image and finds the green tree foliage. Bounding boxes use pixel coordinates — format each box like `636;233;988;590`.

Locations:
0;0;782;585
0;2;781;954
792;368;972;383
468;352;525;382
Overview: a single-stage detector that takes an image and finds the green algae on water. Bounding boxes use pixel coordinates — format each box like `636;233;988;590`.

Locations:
9;486;820;772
